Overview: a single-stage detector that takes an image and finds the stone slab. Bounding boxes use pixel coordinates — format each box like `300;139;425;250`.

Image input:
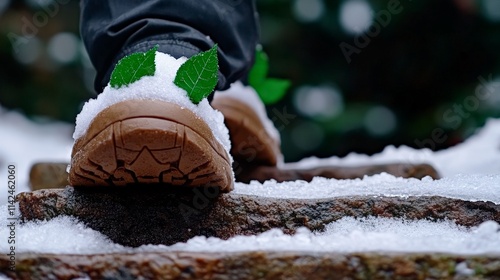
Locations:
18;187;500;247
1;251;499;279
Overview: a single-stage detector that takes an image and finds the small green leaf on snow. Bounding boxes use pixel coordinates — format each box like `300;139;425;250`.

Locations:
110;45;158;89
255;78;291;105
248;49;269;87
174;44;219;104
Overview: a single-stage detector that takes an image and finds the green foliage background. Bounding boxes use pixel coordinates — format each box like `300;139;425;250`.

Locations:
1;0;499;162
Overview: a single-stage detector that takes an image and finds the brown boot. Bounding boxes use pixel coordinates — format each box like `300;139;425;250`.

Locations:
69;99;234;192
212;83;282;169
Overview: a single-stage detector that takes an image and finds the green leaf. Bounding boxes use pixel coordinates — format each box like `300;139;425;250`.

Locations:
255;78;291;105
174;45;219;104
248;49;269;88
248;49;291;105
110;46;158;89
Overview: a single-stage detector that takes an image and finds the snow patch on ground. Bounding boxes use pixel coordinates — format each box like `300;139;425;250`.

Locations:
285;118;500;177
233;173;500;203
1;206;498;255
0;110;73;204
0;205;125;254
148;218;500;255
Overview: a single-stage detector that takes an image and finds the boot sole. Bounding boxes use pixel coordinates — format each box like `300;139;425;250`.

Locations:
69;100;233;192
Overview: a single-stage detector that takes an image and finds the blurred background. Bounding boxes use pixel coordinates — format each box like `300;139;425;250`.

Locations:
1;0;499;162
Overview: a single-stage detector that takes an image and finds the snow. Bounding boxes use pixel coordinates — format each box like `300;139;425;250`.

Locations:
0;110;73;205
285;118;500;177
0;102;500;256
232;173;500;203
73;51;231;154
0;208;499;254
0;213;125;254
455;262;475;276
147;218;500;255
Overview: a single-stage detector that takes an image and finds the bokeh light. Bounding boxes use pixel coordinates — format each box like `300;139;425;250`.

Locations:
364;106;397;136
293;85;344;119
47;32;80;64
25;0;54;9
339;0;374;35
479;76;500;109
293;0;324;23
0;0;10;15
12;36;42;65
291;120;325;152
481;0;500;22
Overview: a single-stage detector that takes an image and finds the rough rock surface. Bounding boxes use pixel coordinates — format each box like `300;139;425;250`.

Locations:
13;186;500;279
18;187;500;247
1;251;499;279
